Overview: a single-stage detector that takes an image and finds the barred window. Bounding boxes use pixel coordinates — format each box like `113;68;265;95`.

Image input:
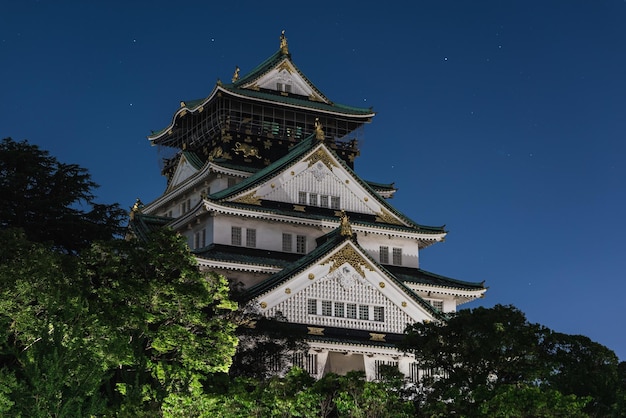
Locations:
231;226;242;246
392;248;402;265
246;228;256;248
194;229;206;249
334;302;345;317
320;195;329;208
227;177;237;188
309;193;318;206
330;196;340;209
296;235;307;254
346;303;357;319
307;299;317;315
359;305;369;320
380;246;389;264
374;306;385;322
181;198;191;214
429;300;444;312
298;191;307;205
282;233;292;252
322;300;332;316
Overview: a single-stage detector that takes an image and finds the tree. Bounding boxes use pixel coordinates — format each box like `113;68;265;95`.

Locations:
400;305;599;417
0;137;126;253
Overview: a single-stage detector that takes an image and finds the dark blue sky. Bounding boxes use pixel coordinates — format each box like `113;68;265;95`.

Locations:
2;1;625;359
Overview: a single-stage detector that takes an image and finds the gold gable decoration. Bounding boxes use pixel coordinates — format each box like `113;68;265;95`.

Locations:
233;191;261;206
304;148;338;171
322;244;374;278
375;207;404;226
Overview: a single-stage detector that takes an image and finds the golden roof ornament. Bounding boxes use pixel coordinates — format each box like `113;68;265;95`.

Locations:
232;66;240;83
129;198;144;220
340;210;353;237
279;30;289;55
314;117;325;140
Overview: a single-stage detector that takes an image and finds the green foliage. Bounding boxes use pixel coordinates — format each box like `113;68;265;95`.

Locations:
401;304;621;417
0;137;126;253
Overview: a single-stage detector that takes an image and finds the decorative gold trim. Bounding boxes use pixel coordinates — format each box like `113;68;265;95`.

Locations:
340;210;353;237
293;205;306;212
314;118;325;140
260;302;267;309
233;142;262;159
370;333;386;342
321;244;374;278
375;208;404;225
379;282;385;288
279;30;289;55
308;327;324;336
285;288;291;294
231;66;240;83
277;60;293;74
304;148;338;171
308;273;315;280
233;191;261;206
401;301;407;307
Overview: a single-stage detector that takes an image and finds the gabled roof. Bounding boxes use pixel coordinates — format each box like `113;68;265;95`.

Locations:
385;265;486;291
241;224;446;321
148;41;374;143
207;133;444;234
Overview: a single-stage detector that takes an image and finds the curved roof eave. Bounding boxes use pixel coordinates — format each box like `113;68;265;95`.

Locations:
148;85;375;145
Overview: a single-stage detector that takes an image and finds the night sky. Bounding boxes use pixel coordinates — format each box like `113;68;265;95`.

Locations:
2;1;625;359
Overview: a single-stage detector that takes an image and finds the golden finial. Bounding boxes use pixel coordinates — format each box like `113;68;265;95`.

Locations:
314;117;324;140
340;210;353;237
130;198;144;220
180;101;186;108
232;66;240;83
279;30;289;55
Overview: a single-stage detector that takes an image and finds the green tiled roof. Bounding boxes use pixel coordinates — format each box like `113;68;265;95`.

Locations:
385;265;486;290
128;213;172;241
182;150;204;170
194;244;302;268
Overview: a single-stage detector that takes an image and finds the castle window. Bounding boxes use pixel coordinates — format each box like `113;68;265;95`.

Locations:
194;229;206;249
181;198;191;214
231;226;242;246
227;177;237;188
334;302;345;317
392;248;402;265
246;228;256;248
330;196;340;210
428;300;444;312
276;82;292;93
298;191;307;205
374;306;385;322
380;246;389;264
359;305;369;320
320;195;329;208
307;298;317;315
322;300;332;316
296;235;307;254
282;233;292;252
309;193;318;206
346;303;357;319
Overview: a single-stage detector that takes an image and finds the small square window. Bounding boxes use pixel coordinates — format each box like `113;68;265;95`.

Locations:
296;235;306;254
309;193;318;206
307;299;317;315
330;196;340;210
346;303;357;319
359;305;369;320
380;246;389;264
246;228;256;248
298;191;307;205
322;300;332;316
374;306;385;322
320;195;329;208
282;233;292;252
334;302;345;317
392;248;402;265
231;226;242;246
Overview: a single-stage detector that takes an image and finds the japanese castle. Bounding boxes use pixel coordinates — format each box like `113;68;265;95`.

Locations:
131;32;486;381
